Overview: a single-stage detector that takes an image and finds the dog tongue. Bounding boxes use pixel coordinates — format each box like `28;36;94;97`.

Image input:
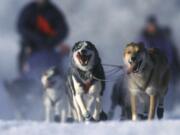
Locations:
77;52;88;64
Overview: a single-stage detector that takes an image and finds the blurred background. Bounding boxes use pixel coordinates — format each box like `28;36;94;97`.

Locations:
0;0;180;121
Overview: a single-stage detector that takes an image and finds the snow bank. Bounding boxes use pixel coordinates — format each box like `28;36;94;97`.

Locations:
0;120;179;135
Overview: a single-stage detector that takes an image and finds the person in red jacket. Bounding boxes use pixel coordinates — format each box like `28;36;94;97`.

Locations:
17;0;69;73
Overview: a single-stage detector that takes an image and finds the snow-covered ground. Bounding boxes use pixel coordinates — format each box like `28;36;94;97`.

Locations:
0;120;180;135
0;0;180;134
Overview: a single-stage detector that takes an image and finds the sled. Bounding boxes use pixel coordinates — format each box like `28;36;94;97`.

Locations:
4;48;69;120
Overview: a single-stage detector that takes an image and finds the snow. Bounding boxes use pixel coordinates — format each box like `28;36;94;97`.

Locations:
0;0;180;134
0;120;179;135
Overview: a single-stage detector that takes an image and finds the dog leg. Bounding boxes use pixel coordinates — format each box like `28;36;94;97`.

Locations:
65;97;75;122
148;95;157;120
60;110;66;122
108;104;116;120
157;97;164;119
87;96;95;112
130;94;137;121
45;105;53;122
73;97;83;121
55;101;67;122
93;96;102;121
75;94;91;120
44;98;54;122
67;93;79;122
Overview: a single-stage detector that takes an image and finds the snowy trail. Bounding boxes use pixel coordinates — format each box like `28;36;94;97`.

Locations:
0;120;179;135
0;1;180;134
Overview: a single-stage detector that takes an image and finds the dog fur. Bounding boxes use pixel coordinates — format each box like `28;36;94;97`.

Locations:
109;73;150;120
123;42;170;120
67;41;107;122
41;67;72;122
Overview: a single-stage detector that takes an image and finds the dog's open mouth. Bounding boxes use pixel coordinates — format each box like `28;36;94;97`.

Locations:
77;52;92;66
128;60;143;73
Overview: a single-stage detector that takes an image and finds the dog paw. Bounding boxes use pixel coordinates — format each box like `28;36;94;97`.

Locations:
138;113;148;120
84;113;95;121
66;117;74;123
84;113;91;120
85;117;95;122
157;107;164;119
54;115;61;122
99;111;108;121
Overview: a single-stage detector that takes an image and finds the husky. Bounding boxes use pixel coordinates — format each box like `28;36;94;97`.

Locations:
67;41;107;122
41;67;72;122
123;42;170;120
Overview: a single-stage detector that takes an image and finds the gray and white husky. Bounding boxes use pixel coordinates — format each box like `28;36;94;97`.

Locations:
41;67;72;122
67;41;107;122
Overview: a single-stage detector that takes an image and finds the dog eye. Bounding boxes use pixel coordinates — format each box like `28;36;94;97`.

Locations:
127;51;131;54
77;44;82;49
77;45;81;48
86;45;92;49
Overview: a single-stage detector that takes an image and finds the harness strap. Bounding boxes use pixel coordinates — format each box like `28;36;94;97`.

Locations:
70;67;95;94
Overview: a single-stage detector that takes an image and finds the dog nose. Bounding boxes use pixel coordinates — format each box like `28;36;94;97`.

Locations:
81;49;87;54
131;56;136;62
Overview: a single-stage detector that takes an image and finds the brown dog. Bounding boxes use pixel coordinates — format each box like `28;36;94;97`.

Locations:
123;42;170;120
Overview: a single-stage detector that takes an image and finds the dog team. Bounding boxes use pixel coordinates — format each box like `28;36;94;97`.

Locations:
41;41;170;122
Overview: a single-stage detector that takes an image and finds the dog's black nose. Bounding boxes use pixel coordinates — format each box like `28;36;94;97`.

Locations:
131;56;137;62
81;49;87;54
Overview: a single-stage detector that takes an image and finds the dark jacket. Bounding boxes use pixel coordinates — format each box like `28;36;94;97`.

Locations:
17;1;69;52
139;29;174;66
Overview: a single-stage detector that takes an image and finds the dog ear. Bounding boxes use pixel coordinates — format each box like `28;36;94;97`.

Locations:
85;41;102;65
95;49;102;66
72;41;80;51
95;52;101;64
88;41;102;65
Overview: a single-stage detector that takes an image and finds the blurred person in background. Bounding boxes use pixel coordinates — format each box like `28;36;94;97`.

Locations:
139;15;174;65
4;0;70;119
17;0;69;73
138;15;180;110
